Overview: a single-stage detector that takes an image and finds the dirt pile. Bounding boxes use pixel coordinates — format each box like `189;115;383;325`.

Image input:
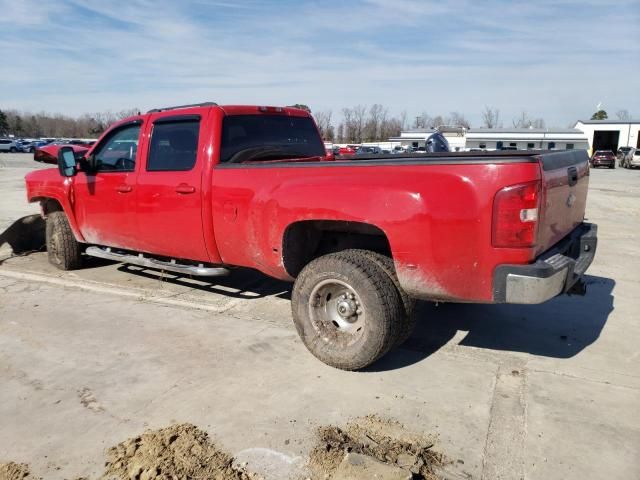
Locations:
0;462;32;480
99;423;259;480
309;415;444;480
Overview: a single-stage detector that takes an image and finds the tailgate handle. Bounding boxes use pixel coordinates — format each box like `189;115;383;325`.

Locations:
567;167;578;187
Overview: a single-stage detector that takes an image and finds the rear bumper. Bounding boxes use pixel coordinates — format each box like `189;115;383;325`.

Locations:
629;158;640;167
591;159;614;167
493;223;597;304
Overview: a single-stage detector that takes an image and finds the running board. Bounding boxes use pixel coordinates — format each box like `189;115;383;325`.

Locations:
85;246;230;277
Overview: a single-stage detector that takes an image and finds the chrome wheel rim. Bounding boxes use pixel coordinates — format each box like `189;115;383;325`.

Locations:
308;279;365;346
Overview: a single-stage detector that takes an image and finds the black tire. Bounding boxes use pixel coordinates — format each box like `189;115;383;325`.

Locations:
10;147;17;153
291;250;404;370
46;211;82;270
337;250;416;346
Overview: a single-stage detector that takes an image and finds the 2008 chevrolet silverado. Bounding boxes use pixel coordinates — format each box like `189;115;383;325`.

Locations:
25;102;597;370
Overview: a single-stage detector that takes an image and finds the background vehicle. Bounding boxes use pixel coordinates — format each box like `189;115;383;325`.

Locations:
356;146;382;154
17;140;36;153
34;143;89;164
617;146;634;166
0;139;18;152
625;149;640;169
590;150;616;168
25;103;597;370
338;146;356;155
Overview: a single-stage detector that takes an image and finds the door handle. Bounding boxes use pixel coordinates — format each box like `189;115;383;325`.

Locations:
116;185;133;193
176;184;196;194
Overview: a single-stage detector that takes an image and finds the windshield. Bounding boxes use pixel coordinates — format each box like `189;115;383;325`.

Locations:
220;114;325;163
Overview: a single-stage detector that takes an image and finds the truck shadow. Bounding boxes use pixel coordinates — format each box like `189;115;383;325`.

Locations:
117;264;292;300
0;214;45;263
367;274;615;371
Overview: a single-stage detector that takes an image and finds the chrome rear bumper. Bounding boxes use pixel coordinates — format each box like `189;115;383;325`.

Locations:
493;223;597;304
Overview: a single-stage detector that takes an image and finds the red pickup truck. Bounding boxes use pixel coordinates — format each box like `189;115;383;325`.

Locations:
25;102;597;370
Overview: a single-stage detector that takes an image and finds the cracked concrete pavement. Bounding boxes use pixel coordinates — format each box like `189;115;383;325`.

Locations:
0;153;639;479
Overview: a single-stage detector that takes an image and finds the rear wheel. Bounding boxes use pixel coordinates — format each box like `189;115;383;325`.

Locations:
46;211;82;270
336;250;416;346
291;251;404;370
9;147;17;153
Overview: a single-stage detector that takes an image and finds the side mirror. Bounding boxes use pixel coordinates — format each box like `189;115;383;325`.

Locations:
57;146;77;177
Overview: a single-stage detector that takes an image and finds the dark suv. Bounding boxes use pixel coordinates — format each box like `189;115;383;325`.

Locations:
590;150;616;169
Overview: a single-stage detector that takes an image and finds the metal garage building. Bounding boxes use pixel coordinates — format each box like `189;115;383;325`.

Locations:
574;120;640;154
465;128;589;151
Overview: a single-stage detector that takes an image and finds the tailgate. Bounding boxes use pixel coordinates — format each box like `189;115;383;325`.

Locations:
536;150;590;254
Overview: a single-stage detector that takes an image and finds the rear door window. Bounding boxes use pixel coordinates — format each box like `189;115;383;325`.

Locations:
147;119;200;171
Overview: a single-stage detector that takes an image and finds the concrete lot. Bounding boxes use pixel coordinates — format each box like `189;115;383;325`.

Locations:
0;152;639;479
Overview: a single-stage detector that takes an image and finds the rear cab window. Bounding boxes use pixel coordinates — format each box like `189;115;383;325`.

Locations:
219;115;325;163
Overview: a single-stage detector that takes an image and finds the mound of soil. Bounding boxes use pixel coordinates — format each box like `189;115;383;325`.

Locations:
0;462;32;480
309;415;444;480
99;423;258;480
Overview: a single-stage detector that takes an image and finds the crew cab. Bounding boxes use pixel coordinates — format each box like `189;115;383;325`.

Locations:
25;102;597;370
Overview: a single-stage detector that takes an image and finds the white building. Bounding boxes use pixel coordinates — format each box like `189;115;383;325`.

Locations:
389;126;467;151
574;120;640;154
465;128;589;151
390;127;588;152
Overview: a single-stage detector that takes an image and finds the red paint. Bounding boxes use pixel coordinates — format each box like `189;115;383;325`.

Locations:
25;104;591;303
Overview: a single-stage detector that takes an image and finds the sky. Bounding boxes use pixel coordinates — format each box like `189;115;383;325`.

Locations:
1;0;639;128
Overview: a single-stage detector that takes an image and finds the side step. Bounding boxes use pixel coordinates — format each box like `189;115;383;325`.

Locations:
85;246;230;277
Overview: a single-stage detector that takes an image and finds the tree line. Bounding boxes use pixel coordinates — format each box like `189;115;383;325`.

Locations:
1;104;632;142
0;108;139;139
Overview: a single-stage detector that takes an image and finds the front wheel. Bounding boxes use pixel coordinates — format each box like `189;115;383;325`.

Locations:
46;211;82;270
291;251;404;370
9;147;17;153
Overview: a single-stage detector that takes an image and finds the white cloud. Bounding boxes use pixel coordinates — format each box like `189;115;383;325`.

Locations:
1;0;638;126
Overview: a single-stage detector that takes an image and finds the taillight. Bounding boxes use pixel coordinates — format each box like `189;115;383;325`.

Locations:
492;180;541;248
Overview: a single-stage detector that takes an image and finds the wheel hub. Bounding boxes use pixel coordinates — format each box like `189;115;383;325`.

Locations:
308;280;365;343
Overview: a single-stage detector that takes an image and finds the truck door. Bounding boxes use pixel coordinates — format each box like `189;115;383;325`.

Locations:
73;120;142;249
134;111;210;262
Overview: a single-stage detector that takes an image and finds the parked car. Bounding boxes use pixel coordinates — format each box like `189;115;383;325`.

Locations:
338;146;356;155
34;143;90;164
617;147;634;166
356;146;382;155
26;102;597;370
0;138;18;152
623;149;640;169
17;140;37;153
590;150;616;168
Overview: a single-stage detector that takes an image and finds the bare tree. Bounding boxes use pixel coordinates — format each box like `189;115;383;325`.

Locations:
481;106;501;128
352;105;367;143
512;111;545;129
399;111;408;131
336;123;344;143
616;109;631;121
448;112;471;129
342;108;355;142
313;110;333;140
363;104;387;141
